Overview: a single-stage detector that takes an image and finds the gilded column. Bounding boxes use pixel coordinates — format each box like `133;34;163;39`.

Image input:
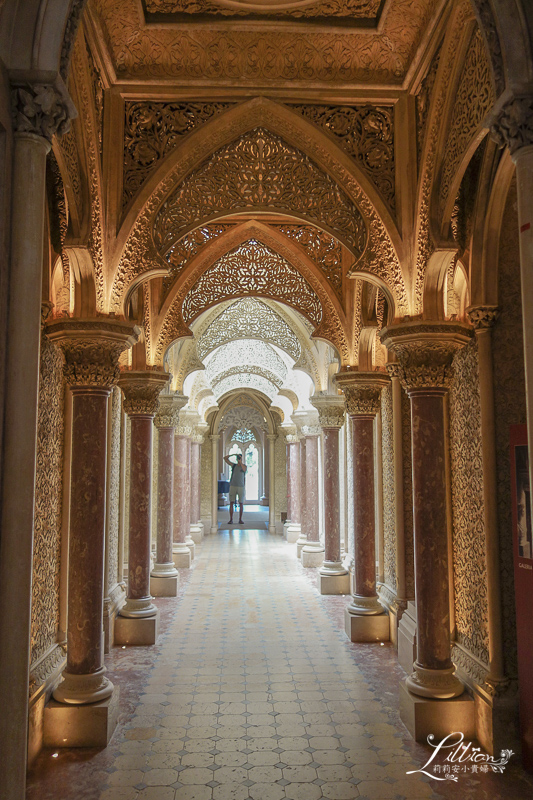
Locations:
267;433;277;534
46;318;138;702
335;371;390;643
116;370;170;645
285;434;301;544
301;426;324;567
311;395;349;593
150;396;181;597
381;321;471;701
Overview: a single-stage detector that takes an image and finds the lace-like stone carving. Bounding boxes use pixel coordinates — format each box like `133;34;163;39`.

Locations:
181;239;323;326
153;129;367;259
145;0;382;19
291;105;395;211
467;305;499;329
154;394;188;428
219;406;267;434
214;373;279;400
334;371;389;415
197;298;301;362
123;102;233;206
274;224;344;296
119;370;171;415
163;224;234;290
470;0;505;96
416;43;441;168
212;364;283;391
491;95;533;156
206;339;288;386
11;84;72;140
311;395;345;428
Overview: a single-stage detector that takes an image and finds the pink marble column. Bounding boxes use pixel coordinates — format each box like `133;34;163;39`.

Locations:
381;321;471;698
286;442;292;522
151;399;180;580
301;430;324;567
174;429;194;565
285;435;301;542
296;437;308;555
119;370;170;619
46;319;138;704
335;372;390;617
189;437;203;542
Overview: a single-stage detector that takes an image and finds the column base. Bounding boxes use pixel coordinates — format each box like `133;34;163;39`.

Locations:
345;607;390;643
114;609;160;646
398;601;417;673
53;666;113;705
44;686;120;748
260;495;268;506
173;544;192;568
319;571;350;595
185;537;195;560
283;521;290;540
286;523;301;544
120;597;158;618
399;679;474;742
150;575;178;597
347;593;384;615
190;523;203;544
295;534;307;558
301;543;325;568
151;561;179;579
406;662;465;699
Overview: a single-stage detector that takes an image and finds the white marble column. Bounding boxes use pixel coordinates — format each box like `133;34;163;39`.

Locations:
267;433;277;533
210;434;220;534
285;434;301;544
296;436;308;557
301;427;324;567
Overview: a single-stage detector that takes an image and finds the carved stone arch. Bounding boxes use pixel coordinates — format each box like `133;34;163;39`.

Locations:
152;220;352;367
0;0;75;74
422;249;457;320
65;246;97;317
210;389;276;436
480;0;533;91
347;271;396;325
111;97;406;316
277;389;299;412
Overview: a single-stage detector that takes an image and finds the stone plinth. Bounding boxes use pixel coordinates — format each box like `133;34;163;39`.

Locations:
173;545;192;568
398;601;417;674
150;575;178;597
345;607;390;643
399;681;474;742
319;572;350;595
44;687;120;748
114;609;160;646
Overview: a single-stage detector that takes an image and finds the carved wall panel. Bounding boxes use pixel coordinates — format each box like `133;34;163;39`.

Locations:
492;179;524;680
163;224;234;293
438;28;494;217
470;0;505;95
106;387;122;595
197;298;302;362
416;41;441;169
401;387;415;598
123;103;233;207
381;383;396;592
274;224;344;297
152;129;368;260
181;239;323;326
85;39;105;159
219;406;267;434
145;0;382;21
46;151;70;287
212;365;284;391
30;335;65;684
449;338;489;665
290;105;395;211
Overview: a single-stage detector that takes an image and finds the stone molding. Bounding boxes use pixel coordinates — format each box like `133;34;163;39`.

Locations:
466;305;500;329
285;434;300;445
301;425;321;437
45;318;139;389
380;321;472;392
491;95;533;156
334;370;389;416
154;394;188;428
119;370;171;416
11;82;73;141
311;394;346;428
29;642;66;700
175;425;194;437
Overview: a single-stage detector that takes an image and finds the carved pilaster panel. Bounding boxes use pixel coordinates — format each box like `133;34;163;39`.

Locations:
381;383;396;592
119;370;171;416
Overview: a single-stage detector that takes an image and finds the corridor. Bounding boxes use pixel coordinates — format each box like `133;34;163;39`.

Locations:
27;515;533;800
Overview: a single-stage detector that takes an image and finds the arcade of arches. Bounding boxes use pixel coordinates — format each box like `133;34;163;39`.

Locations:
1;1;533;798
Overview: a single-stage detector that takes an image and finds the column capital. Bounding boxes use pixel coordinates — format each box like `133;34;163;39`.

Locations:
267;433;278;441
119;370;170;416
466;305;500;329
46;317;139;389
154;394;188;428
285;433;300;445
385;362;402;380
380;321;472;393
301;425;321;438
10;74;76;141
491;94;533;157
209;433;220;441
334;371;389;417
311;394;345;429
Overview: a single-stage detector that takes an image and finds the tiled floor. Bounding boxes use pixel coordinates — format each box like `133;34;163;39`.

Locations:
27;510;533;800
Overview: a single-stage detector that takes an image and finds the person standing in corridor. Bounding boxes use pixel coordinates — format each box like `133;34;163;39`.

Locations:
224;452;247;525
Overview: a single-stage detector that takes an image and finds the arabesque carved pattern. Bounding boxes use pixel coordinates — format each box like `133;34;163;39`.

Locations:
291;104;395;210
206;339;288;386
31;335;64;671
163;224;234;291
58;125;83;222
181;239;323;325
145;0;381;19
381;383;396;592
416;42;441;169
169;340;205;393
275;224;344;296
449;338;489;664
197;298;301;362
123;102;233;206
470;0;505;95
212;364;284;391
152;129;367;259
219;406;267;435
214;373;278;400
93;0;435;84
439;29;494;215
119;371;170;415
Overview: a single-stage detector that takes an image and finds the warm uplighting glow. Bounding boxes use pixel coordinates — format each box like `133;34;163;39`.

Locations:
52;753;59;758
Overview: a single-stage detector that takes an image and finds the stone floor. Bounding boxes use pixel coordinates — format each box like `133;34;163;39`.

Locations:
27;509;533;800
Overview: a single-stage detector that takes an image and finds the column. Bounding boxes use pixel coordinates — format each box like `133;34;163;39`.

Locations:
301;427;325;567
115;370;170;646
0;82;74;788
285;435;301;543
261;437;269;506
189;436;203;543
386;364;407;615
267;433;277;533
44;318;137;743
283;433;293;538
311;396;349;593
174;425;194;564
296;436;307;557
210;434;219;534
381;321;474;739
150;396;181;597
334;371;390;643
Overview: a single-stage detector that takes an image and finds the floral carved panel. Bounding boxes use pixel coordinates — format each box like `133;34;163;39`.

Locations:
290;104;395;211
152;129;368;259
206;339;288;386
274;224;344;296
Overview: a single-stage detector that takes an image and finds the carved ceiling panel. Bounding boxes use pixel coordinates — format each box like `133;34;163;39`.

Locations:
163;224;234;292
181;239;323;325
219;406;267;434
123;102;234;207
214;373;279;400
205;339;288;385
212;364;284;390
290;105;395;211
152;128;367;259
197;298;302;362
144;0;382;22
274;224;344;296
92;0;435;84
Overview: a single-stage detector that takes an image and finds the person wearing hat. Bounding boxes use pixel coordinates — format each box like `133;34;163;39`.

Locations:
224;452;247;525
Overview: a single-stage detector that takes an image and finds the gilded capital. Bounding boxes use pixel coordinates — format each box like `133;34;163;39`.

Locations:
380;321;472;393
154;394;188;428
491;95;533;156
385;362;402;380
310;394;345;429
466;305;500;329
11;82;73;140
334;371;389;417
119;370;171;416
45;317;139;389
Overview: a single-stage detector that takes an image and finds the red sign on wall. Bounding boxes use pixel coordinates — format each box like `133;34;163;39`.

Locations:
510;424;533;771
